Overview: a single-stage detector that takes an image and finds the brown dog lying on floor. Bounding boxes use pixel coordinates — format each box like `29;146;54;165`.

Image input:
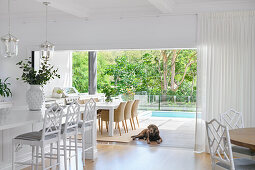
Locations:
131;124;162;144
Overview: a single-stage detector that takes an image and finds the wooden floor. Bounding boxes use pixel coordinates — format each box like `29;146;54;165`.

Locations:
23;144;211;170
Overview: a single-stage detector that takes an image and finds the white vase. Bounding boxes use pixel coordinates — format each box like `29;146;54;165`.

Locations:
0;96;4;102
26;85;44;111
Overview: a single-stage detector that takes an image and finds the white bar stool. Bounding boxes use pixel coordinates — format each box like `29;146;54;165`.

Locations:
78;98;96;167
12;104;63;170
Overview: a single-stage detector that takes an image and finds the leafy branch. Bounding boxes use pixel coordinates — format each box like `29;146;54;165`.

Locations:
16;56;60;86
0;77;12;97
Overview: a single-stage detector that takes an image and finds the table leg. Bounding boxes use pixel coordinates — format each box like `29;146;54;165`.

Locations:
109;108;114;136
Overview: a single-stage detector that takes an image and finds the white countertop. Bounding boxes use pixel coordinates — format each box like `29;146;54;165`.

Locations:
0;107;45;131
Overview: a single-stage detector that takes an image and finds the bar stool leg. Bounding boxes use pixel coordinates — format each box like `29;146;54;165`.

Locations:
31;146;35;170
75;134;79;170
12;142;15;170
82;132;86;166
41;145;45;170
36;146;39;170
50;143;53;169
57;141;60;170
63;137;68;170
69;137;72;162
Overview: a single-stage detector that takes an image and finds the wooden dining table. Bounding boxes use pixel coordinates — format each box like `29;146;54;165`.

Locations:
229;128;255;151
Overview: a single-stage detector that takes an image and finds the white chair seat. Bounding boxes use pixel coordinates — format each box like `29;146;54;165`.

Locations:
216;158;255;170
15;131;57;141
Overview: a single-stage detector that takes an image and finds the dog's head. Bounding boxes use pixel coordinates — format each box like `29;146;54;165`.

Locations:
148;124;159;136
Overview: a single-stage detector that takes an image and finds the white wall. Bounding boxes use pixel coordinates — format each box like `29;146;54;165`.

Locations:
44;51;73;97
0;14;197;105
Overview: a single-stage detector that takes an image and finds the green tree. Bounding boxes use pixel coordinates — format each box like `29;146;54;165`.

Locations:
72;51;89;93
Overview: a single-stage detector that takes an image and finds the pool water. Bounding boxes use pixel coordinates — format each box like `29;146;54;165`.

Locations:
152;111;196;118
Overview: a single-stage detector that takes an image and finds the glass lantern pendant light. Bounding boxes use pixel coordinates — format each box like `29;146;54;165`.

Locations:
40;2;54;59
1;0;19;58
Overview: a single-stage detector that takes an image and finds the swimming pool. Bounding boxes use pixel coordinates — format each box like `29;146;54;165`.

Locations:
152;111;196;118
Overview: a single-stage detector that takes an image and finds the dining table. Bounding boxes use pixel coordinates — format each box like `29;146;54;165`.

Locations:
94;102;120;136
229;128;255;151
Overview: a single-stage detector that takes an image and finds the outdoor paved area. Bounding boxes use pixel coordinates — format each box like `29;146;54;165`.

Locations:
130;111;196;148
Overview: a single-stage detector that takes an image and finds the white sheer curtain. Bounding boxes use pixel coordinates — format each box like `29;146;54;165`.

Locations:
195;11;255;152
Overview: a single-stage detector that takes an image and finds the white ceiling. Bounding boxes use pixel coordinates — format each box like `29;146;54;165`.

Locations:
0;0;254;22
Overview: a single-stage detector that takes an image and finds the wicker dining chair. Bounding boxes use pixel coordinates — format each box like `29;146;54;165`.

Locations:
100;102;127;136
124;100;135;132
131;100;140;130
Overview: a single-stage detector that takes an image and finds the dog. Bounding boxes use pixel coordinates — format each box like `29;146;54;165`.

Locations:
131;124;162;144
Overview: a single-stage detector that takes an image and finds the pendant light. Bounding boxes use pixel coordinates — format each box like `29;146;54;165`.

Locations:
40;2;54;59
1;0;19;58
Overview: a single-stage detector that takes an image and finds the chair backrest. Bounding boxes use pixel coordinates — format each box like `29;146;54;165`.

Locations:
78;99;89;104
206;119;235;170
124;100;134;120
93;98;99;102
42;103;64;140
114;102;127;122
220;108;244;130
82;98;96;124
64;101;80;135
131;100;140;117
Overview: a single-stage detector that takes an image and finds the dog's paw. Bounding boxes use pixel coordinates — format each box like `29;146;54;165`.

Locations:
156;140;161;144
147;141;151;144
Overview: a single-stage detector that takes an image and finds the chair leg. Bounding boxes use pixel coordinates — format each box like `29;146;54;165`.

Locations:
136;116;140;128
75;134;79;170
115;122;117;129
57;141;60;169
101;121;103;135
132;117;136;130
69;137;72;161
130;119;134;130
41;145;45;170
82;131;86;166
122;121;126;133
63;138;68;170
36;146;39;170
12;142;15;170
98;118;101;131
31;146;35;170
117;122;121;136
106;121;108;132
50;143;53;169
125;120;128;133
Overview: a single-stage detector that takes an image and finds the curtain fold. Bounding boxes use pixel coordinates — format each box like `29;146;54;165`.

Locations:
195;11;255;152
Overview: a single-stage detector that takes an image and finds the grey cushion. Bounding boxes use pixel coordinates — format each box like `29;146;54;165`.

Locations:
78;121;93;128
216;158;255;170
232;146;255;156
39;124;75;135
15;131;56;141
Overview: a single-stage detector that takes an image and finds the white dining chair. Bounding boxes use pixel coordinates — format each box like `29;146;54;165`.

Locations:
78;98;96;167
12;103;63;170
220;109;255;158
206;119;255;170
61;101;80;170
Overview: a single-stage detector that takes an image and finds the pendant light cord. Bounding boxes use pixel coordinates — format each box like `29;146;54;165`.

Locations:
45;2;48;42
8;0;11;35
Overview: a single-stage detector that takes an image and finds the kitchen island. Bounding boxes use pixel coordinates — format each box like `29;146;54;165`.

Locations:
0;106;96;170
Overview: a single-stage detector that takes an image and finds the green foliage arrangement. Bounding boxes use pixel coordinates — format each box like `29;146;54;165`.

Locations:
0;77;12;97
16;56;60;85
102;84;116;102
56;89;63;94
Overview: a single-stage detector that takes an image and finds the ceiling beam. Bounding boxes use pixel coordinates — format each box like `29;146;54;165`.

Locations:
147;0;175;13
35;0;89;18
